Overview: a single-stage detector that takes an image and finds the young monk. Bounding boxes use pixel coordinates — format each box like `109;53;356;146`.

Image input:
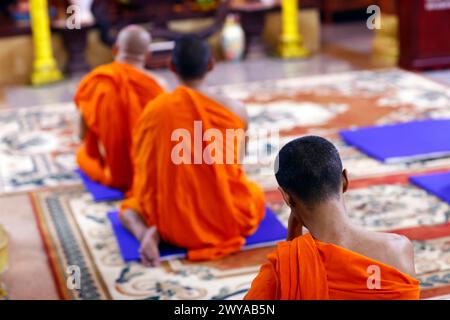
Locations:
245;136;420;300
120;35;265;266
75;25;164;191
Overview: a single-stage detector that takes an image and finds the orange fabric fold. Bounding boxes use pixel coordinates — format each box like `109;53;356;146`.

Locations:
245;233;420;300
75;62;164;190
121;86;265;261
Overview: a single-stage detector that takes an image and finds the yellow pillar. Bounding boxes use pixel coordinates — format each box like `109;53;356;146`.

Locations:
372;14;399;66
278;0;309;58
0;225;8;299
30;0;63;85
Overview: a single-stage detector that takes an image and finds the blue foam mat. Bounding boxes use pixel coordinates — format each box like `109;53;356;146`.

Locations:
108;206;287;262
409;171;450;205
75;169;125;202
340;119;450;163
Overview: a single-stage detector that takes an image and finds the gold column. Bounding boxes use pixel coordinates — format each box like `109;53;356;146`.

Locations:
30;0;63;85
372;14;399;66
278;0;309;58
0;225;8;299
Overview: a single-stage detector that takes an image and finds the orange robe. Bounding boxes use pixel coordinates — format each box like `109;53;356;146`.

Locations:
75;62;164;190
121;86;265;261
245;233;420;300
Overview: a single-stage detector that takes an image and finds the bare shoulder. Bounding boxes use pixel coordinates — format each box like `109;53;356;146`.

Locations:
372;232;416;277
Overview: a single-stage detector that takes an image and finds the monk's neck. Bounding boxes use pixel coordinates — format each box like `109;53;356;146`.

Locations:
300;199;353;244
180;78;205;92
115;56;145;70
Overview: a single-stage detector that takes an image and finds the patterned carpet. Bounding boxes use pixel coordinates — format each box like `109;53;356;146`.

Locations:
31;181;450;300
18;68;450;299
1;69;450;194
0;103;79;193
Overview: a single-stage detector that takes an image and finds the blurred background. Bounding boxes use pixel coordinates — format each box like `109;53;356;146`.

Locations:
0;0;448;88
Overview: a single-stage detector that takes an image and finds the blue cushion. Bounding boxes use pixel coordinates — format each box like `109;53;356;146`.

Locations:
108;206;287;262
340;120;450;163
410;171;450;204
75;169;125;202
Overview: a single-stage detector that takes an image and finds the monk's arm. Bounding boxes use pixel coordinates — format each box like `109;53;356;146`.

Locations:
120;209;149;240
120;209;161;267
228;99;249;162
231;100;249;131
79;114;88;140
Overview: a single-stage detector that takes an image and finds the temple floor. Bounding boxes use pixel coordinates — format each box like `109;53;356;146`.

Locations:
0;22;449;300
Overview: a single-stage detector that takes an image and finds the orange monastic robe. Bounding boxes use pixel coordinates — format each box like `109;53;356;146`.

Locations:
121;86;265;261
245;233;420;300
75;62;164;190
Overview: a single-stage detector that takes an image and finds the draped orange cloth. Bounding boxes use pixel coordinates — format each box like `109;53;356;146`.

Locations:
75;62;164;190
121;86;265;261
245;233;420;300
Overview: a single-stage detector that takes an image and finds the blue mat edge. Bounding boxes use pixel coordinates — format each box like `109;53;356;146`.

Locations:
75;168;125;202
409;171;450;205
339;120;450;163
340;131;386;162
108;206;287;262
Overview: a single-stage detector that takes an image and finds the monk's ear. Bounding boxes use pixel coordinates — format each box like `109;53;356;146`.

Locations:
168;59;177;74
145;50;152;66
342;169;349;193
112;45;119;58
207;57;215;72
279;187;295;208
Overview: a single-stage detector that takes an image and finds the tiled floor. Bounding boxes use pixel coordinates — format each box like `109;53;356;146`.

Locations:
2;51;365;108
0;22;388;108
2;22;448;110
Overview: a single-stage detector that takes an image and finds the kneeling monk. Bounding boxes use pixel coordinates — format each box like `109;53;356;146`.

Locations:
76;25;164;191
120;35;265;266
245;136;420;300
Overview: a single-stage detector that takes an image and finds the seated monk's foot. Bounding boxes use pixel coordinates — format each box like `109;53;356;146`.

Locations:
139;226;161;267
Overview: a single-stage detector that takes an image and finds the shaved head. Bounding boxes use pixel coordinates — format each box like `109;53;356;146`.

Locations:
114;25;151;66
172;34;211;80
275;136;344;208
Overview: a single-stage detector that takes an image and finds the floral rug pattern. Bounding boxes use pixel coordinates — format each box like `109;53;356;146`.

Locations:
0;103;79;193
32;181;450;300
1;69;449;193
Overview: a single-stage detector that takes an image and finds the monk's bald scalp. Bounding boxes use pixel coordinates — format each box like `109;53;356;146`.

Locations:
115;25;151;58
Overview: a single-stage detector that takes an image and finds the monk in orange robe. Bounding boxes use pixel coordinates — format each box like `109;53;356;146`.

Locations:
76;25;164;191
120;35;265;266
245;136;420;300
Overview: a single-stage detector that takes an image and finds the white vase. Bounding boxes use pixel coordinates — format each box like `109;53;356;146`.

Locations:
221;14;245;61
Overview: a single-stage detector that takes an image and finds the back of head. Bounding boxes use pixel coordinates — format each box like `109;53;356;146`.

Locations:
115;25;151;62
172;34;211;80
275;136;343;207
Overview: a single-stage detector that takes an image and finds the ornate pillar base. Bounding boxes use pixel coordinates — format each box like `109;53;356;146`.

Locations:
31;59;64;86
0;280;7;300
0;224;8;300
278;35;309;58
